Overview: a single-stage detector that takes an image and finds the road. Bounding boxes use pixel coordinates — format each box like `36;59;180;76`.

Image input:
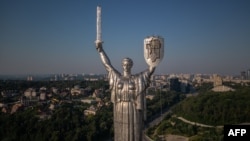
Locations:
143;106;174;141
145;106;174;129
142;104;224;141
175;116;223;128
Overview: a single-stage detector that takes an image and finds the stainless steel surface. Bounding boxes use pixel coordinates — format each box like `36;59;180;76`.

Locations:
144;36;164;67
95;38;164;140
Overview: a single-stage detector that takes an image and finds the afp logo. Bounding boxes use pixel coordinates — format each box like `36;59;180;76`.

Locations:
224;125;250;141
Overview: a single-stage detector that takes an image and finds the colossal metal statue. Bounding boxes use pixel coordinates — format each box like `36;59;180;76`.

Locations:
95;6;164;141
95;36;164;141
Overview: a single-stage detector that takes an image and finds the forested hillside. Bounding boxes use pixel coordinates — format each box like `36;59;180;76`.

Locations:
147;83;250;141
173;86;250;125
0;103;114;141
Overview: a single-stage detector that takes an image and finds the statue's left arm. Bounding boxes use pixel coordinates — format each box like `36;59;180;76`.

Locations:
149;65;156;77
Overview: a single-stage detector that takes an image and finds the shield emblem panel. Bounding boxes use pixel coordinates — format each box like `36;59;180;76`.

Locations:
144;36;164;67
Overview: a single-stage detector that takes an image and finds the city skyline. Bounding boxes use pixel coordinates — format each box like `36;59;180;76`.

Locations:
1;0;250;76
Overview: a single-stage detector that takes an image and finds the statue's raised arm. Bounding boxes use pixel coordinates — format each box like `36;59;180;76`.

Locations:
148;65;156;76
95;41;114;72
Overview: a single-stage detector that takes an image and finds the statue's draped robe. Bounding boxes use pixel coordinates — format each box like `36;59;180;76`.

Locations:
108;69;151;141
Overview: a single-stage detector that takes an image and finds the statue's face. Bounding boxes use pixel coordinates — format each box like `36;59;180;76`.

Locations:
122;60;132;73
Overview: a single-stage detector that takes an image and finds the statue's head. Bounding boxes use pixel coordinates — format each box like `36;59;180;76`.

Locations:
122;57;133;73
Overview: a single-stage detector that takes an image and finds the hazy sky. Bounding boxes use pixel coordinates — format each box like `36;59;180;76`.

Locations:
1;0;250;75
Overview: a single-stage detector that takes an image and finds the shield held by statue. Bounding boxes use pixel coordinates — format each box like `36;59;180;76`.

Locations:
144;36;164;67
